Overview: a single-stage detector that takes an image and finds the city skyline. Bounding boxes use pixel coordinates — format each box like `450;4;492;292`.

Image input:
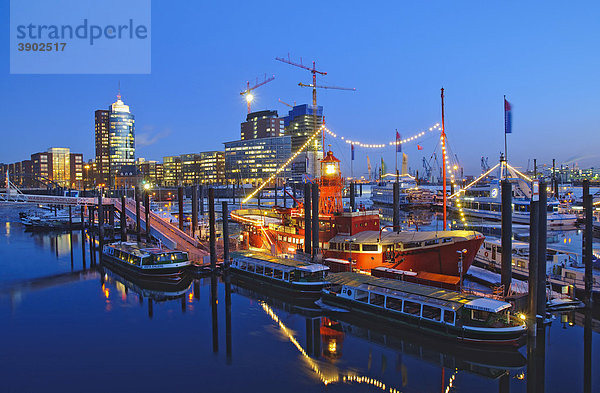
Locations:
1;1;599;176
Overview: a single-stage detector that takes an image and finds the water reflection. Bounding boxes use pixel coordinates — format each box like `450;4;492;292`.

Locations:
98;262;192;318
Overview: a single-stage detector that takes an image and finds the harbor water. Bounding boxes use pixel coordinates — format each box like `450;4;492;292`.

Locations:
1;205;599;393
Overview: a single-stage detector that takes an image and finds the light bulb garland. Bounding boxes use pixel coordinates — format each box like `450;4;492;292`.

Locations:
323;123;441;149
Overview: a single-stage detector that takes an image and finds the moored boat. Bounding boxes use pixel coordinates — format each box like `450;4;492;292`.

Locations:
322;272;527;346
230;250;330;298
101;242;191;282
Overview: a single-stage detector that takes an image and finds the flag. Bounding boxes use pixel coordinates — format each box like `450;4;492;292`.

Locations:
351;143;355;160
504;98;512;134
396;131;402;152
417;145;423;150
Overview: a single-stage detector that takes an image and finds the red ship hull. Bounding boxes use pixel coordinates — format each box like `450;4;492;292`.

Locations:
323;235;483;276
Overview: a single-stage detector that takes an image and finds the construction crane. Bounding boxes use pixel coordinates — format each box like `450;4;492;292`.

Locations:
480;156;490;174
240;74;275;114
422;157;433;183
275;54;356;155
278;98;296;108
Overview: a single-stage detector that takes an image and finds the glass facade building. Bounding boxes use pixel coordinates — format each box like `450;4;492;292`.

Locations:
162;156;182;186
108;95;135;184
180;151;225;185
224;136;291;185
283;104;324;183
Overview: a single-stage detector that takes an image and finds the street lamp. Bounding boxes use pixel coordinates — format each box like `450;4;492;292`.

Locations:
456;248;468;292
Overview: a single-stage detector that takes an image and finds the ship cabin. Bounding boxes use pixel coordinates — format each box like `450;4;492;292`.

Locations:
324;273;526;338
231;251;330;284
103;242;190;269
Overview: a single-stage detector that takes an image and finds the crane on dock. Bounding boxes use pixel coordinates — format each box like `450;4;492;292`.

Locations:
278;98;296;108
240;74;275;114
275;54;356;155
481;156;490;174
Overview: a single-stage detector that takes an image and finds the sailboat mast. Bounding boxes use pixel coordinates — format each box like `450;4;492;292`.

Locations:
441;88;447;230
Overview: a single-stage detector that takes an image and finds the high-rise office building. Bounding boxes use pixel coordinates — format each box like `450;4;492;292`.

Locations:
95;93;135;187
162;156;182;186
224;136;291;185
179;151;225;185
241;110;285;140
137;159;164;186
283;104;323;183
47;147;71;186
94;109;110;186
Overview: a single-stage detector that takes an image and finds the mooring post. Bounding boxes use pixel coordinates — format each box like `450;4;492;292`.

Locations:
533;159;537;178
537;182;547;317
192;185;198;237
135;189;141;242
199;185;205;216
144;191;151;243
98;193;104;249
222;201;230;267
528;183;539;332
209;187;217;270
68;206;73;231
274;184;278;207
304;183;312;256
293;184;297;208
225;273;232;364
583;180;593;307
178;186;184;231
312;182;319;260
257;189;261;207
501;179;512;296
360;183;363;197
283;183;287;208
120;195;127;241
211;273;219;353
109;205;115;242
552;158;558;197
350;181;356;211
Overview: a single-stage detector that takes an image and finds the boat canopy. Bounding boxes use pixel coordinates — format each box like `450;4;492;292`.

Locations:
329;230;481;245
464;298;511;313
232;251;329;272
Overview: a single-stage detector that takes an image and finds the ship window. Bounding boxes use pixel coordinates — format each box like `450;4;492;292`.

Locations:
141;256;152;265
273;269;283;279
471;309;489;322
247;263;255;273
240;261;247;270
422;305;442;321
404;242;421;249
403;301;422;316
362;244;378;252
442;238;453;243
355;290;368;302
369;293;385;306
443;310;455;325
264;267;273;277
424;239;439;246
351;244;360;251
386;297;403;311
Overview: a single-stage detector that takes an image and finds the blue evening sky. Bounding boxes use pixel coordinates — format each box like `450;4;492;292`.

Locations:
1;1;599;177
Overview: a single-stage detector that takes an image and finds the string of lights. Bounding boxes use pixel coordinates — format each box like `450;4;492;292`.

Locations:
323;123;441;149
242;125;325;203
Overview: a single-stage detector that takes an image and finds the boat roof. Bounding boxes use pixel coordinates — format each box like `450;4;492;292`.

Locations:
108;242;185;257
232;251;329;273
328;272;511;312
484;238;529;248
328;230;481;245
464;298;512;313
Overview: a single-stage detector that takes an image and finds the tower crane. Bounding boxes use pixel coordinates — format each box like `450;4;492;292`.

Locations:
275;54;356;156
278;98;296;108
481;156;490;174
240;74;275;114
422;157;433;183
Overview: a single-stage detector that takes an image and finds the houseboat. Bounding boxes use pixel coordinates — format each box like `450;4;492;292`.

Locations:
230;251;330;297
322;272;527;346
475;238;600;298
101;242;191;281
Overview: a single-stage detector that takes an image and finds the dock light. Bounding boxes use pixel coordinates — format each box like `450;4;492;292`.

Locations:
246;93;254;103
518;313;526;321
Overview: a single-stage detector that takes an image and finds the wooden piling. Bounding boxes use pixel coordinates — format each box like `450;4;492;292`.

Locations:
359;183;363;197
178;187;184;231
199;185;204;216
209;188;216;270
293;184;297;208
68;206;73;231
528;190;539;326
144;191;151;243
274;184;278;207
537;182;547;317
393;180;399;230
120;195;127;241
501;180;512;295
312;182;319;260
222;201;230;267
109;206;115;242
304;183;312;256
283;183;287;208
583;180;593;307
192;185;198;237
135;189;141;242
98;194;104;249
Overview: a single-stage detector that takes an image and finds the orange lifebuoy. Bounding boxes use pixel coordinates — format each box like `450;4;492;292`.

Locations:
484;251;489;258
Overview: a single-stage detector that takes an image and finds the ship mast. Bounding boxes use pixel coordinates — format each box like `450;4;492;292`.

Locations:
441;88;447;230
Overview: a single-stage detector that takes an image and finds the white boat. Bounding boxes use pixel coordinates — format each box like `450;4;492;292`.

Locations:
452;167;577;228
474;238;600;297
371;175;434;208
